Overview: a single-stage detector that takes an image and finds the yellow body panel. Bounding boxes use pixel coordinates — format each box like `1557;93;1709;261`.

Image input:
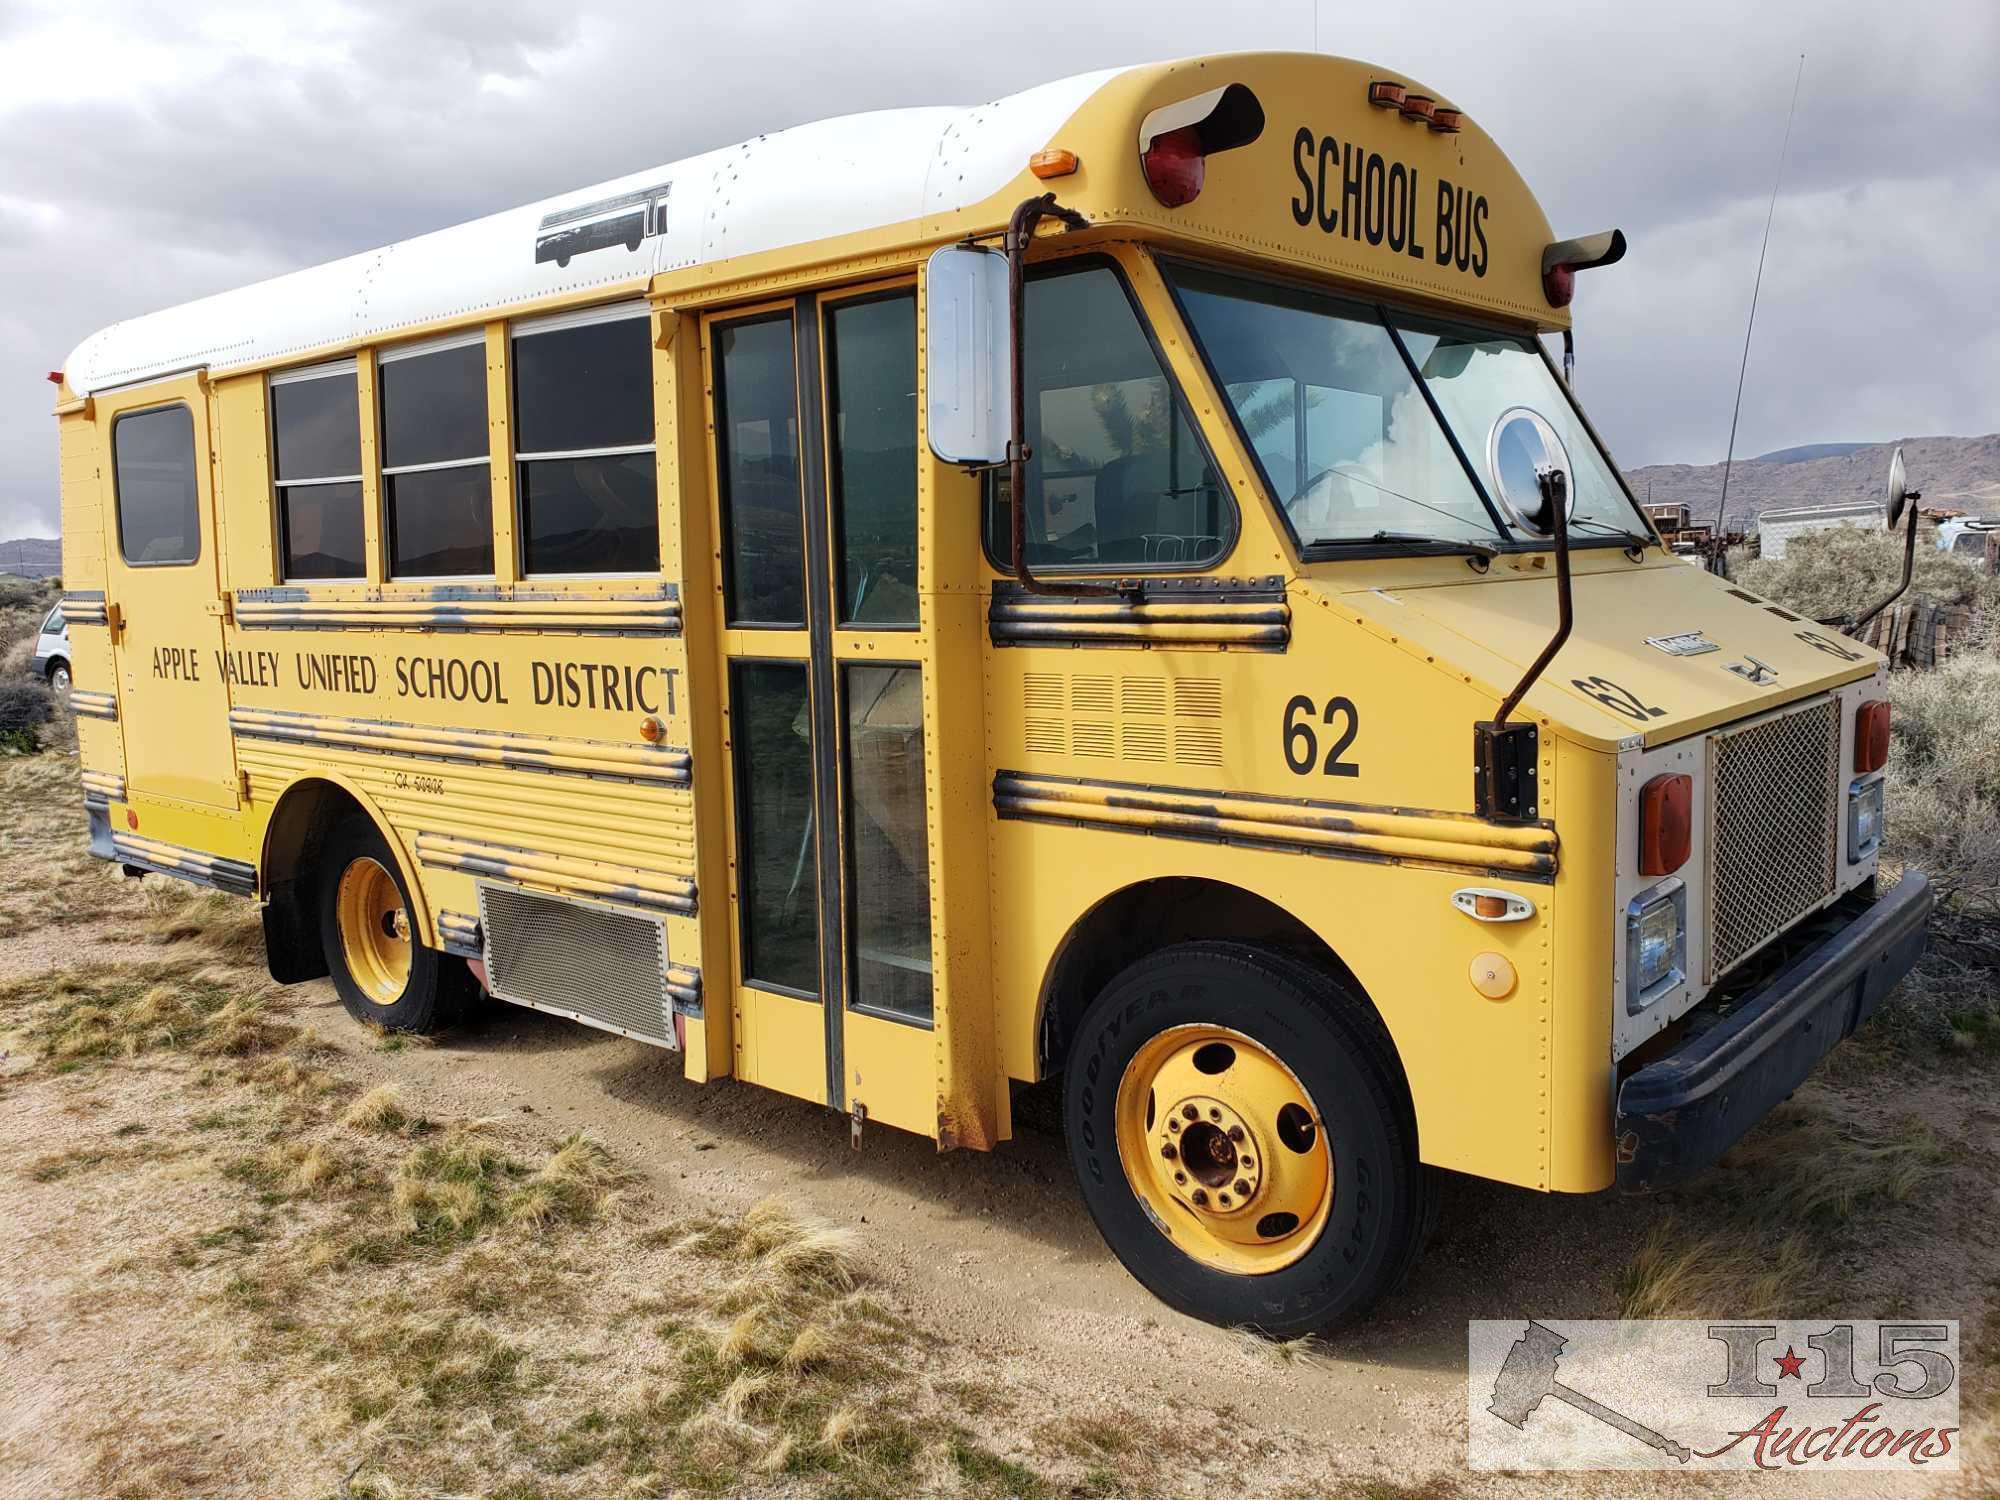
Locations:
53;51;1886;1203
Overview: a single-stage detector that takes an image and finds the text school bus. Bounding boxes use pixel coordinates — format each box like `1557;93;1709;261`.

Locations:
55;53;1930;1333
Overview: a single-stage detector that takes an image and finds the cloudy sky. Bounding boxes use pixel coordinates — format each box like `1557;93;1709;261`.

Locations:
1;0;1993;538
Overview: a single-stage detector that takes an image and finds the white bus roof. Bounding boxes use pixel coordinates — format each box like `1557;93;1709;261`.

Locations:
61;67;1121;396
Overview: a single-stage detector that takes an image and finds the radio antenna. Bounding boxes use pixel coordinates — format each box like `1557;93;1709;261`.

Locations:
1712;53;1806;545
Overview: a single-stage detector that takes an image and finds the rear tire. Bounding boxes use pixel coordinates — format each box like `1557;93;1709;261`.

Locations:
1063;941;1436;1337
48;661;70;695
317;817;469;1033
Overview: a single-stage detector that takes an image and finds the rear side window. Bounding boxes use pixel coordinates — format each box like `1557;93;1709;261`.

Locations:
270;362;365;580
512;306;659;576
113;405;200;565
380;336;493;578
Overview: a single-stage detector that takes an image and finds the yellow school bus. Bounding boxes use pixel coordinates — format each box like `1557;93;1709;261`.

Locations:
54;52;1929;1333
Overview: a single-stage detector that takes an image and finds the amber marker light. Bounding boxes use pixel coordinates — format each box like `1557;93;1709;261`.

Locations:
639;716;665;743
1638;773;1693;877
1367;81;1406;109
1398;93;1435;123
1855;699;1891;774
1029;148;1079;179
1429;106;1464;133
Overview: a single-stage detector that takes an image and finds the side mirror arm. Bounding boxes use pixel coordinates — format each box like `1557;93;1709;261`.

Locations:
1844;489;1923;634
1492;469;1573;728
999;193;1140;601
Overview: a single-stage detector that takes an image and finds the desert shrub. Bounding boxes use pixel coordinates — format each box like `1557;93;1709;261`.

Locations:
1735;525;2000;620
1885;649;2000;908
0;679;54;754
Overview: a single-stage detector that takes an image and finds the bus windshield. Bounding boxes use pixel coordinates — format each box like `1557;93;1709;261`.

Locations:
1163;260;1647;550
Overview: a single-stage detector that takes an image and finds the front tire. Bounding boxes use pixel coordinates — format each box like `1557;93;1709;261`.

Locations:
48;661;71;694
317;817;468;1033
1063;941;1436;1337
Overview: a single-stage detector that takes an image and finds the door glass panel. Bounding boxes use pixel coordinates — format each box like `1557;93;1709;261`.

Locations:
733;662;820;996
826;294;918;626
844;666;932;1023
714;315;805;625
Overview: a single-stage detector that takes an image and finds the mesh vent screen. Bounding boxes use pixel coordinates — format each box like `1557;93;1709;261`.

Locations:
1706;697;1840;979
480;885;669;1042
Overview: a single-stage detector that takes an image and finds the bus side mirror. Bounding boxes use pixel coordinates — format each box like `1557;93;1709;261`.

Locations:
1885;445;1912;529
923;244;1012;466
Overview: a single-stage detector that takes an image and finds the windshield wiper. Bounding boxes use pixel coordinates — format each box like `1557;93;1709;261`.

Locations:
1305;531;1500;561
1566;516;1653;549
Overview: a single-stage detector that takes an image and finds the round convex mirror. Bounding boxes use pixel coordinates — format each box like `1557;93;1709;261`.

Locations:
1486;406;1574;538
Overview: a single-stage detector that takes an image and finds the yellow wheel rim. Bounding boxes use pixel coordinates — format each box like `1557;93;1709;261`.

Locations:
335;857;412;1005
1114;1024;1333;1276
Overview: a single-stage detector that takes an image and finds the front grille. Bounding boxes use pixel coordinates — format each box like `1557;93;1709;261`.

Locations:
479;884;671;1044
1706;696;1841;980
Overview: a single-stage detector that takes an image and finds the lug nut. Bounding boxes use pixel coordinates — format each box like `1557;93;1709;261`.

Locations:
1190;1188;1208;1206
1233;1179;1250;1197
1168;1118;1181;1132
1182;1103;1200;1122
1161;1144;1178;1160
1209;1107;1221;1120
1227;1124;1245;1142
1217;1193;1231;1207
1240;1155;1254;1168
1174;1170;1186;1184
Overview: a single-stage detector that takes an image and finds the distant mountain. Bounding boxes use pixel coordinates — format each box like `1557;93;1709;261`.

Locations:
1752;441;1873;465
0;537;59;579
1623;434;2000;531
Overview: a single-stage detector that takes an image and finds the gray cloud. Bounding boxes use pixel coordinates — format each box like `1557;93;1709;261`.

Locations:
2;0;1994;538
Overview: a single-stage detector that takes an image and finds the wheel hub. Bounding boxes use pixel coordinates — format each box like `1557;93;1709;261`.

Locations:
1114;1024;1334;1276
1159;1097;1262;1212
336;856;413;1005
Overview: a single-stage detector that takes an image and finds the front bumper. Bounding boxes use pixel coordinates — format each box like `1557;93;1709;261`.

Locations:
1615;870;1932;1191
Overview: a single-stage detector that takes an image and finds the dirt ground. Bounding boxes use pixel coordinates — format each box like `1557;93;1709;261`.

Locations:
1;750;1994;1499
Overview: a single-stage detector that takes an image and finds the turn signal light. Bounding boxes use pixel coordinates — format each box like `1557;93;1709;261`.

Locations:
1855;699;1891;774
1639;773;1692;877
1029;148;1079;180
1141;126;1205;207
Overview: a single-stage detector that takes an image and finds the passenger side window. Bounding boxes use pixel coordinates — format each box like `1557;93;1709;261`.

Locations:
270;362;364;580
984;261;1230;571
380;336;492;577
512;306;658;576
113;404;201;566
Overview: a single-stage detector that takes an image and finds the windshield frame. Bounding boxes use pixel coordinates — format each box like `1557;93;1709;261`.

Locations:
1153;252;1659;561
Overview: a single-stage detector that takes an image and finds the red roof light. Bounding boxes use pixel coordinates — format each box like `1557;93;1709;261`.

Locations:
1141;126;1205;208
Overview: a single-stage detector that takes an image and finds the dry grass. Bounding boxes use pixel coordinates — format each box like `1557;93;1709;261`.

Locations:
1736;524;2000;619
1621;1223;1817;1318
1619;1094;1947;1318
0;959;293;1068
138;884;267;964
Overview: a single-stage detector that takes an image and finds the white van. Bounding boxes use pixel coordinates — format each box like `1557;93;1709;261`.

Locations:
29;604;69;693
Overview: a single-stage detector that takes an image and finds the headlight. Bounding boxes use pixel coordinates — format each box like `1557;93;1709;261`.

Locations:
1625;878;1687;1014
1848;776;1885;863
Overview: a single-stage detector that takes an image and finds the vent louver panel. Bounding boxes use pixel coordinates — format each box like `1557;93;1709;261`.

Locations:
479;884;672;1044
